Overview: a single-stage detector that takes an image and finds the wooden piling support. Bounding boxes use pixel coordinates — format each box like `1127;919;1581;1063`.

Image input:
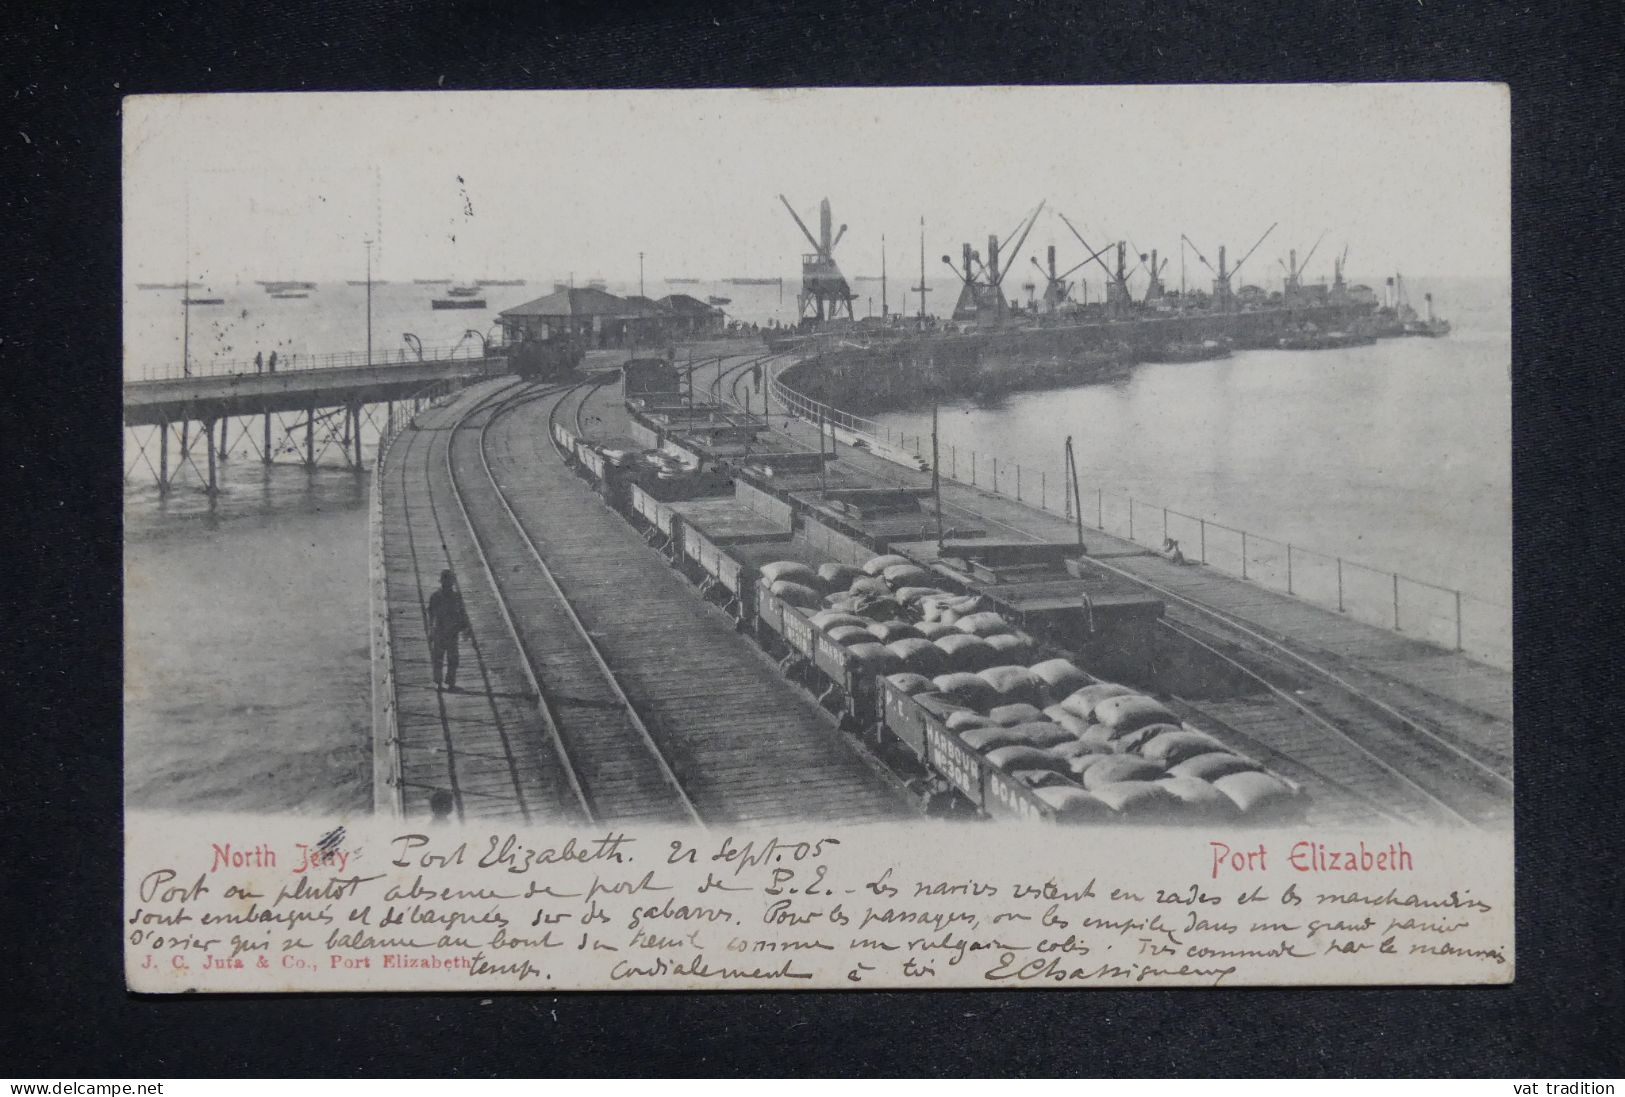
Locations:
158;420;170;494
205;419;218;495
218;415;229;461
305;404;315;468
263;412;272;464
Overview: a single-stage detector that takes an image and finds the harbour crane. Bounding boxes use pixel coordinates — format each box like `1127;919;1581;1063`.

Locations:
1029;240;1112;312
1331;244;1351;300
1181;222;1277;310
1058;211;1134;316
1135;245;1169;304
1279;230;1327;302
940;201;1046;323
779;194;856;322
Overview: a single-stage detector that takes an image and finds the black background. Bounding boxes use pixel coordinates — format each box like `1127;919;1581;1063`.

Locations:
4;0;1623;1078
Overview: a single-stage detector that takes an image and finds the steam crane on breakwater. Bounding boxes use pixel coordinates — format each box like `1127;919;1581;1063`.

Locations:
1139;246;1169;305
1030;239;1111;313
1057;211;1135;318
942;201;1046;324
1280;231;1327;305
1181;222;1277;310
779;194;857;323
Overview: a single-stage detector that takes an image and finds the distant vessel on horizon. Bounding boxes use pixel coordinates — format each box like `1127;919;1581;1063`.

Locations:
477;278;527;286
413;278;451;285
136;282;187;290
259;281;315;293
431;296;486;310
725;277;782;285
665;277;702;284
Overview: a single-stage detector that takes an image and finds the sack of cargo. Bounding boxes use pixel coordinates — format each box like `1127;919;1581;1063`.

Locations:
946;710;997;732
849;576;893;598
811;610;870;632
932;672;997;711
1029;658;1093;700
1139;729;1226;767
825;595;863;614
1089;780;1183;820
1013;769;1080;790
978;665;1045;707
852;595;905;622
1157;776;1240;821
884;672;935;696
883;563;933;589
1112;722;1184;755
995;721;1076;749
887;637;946;677
1064;751;1116;777
1076;723;1121;752
862;553;913;576
1033;785;1112;822
960;724;1055;752
1168;751;1259;782
894;586;947;607
987;702;1047;727
1213;771;1297;817
1049;739;1099;760
959;725;1020;751
1093;694;1179;732
984;632;1035;662
914;620;959;640
934;633;997;673
954;611;1011;637
868;620;923;644
762;561;822;589
844;642;904;675
825;625;876;646
816;562;862;590
913;692;976;721
770;580;822;609
1058;682;1138;721
985;745;1066;773
1041;706;1092;738
1081;755;1166;789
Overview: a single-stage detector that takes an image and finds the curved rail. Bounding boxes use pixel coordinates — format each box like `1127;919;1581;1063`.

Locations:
389;378;584;823
471;376;705;826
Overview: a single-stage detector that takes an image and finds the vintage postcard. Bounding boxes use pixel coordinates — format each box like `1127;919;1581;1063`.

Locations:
123;86;1512;991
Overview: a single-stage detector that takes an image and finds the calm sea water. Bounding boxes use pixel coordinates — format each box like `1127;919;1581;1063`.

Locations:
871;277;1511;608
123;275;1508;812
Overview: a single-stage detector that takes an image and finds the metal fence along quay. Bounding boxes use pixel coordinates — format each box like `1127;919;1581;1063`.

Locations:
770;373;1511;670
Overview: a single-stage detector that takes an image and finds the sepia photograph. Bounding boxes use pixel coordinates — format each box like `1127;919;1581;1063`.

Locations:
121;86;1514;991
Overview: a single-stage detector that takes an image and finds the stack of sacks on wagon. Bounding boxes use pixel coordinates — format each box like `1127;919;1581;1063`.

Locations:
884;657;1299;824
780;551;1300;823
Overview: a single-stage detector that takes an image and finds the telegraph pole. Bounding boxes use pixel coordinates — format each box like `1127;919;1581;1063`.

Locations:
364;237;374;366
881;234;888;318
639;251;645;299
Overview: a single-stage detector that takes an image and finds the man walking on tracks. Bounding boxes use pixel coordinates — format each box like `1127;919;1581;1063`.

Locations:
427;569;469;691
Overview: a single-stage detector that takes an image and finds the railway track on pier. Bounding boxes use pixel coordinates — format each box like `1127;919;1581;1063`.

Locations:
703;363;1512;827
382;379;589;823
439;370;909;826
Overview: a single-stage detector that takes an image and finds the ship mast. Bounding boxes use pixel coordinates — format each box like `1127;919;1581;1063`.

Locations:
881;234;888;318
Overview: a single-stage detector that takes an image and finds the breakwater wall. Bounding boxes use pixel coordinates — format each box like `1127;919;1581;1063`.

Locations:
778;304;1369;415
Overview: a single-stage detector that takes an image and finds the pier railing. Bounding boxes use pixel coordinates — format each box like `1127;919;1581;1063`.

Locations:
369;373;477;818
129;340;493;382
769;372;1511;669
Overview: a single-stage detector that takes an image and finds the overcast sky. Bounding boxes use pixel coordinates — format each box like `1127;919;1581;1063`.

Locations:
123;85;1509;287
